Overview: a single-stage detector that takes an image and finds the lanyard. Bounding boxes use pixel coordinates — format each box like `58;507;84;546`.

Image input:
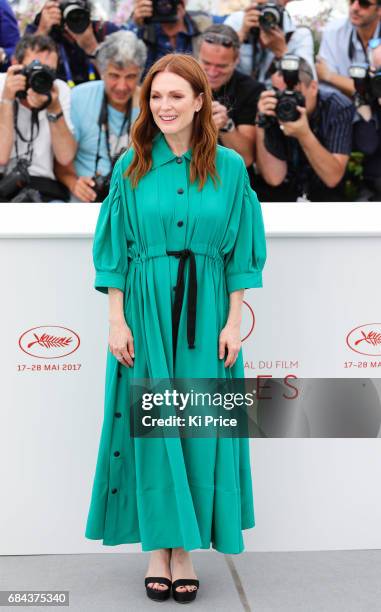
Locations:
13;101;40;167
94;93;133;177
59;43;96;88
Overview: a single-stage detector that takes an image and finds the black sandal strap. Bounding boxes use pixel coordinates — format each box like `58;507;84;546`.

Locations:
145;576;172;588
172;578;199;588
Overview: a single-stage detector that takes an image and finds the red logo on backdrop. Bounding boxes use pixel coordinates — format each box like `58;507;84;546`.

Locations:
19;326;80;359
242;300;255;342
346;323;381;356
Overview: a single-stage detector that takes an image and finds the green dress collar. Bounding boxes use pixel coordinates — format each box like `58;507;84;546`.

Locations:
151;131;192;169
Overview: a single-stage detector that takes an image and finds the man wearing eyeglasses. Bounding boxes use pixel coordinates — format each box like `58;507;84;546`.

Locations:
317;0;381;98
198;25;265;172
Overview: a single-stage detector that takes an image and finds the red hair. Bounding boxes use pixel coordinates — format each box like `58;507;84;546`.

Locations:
125;53;218;189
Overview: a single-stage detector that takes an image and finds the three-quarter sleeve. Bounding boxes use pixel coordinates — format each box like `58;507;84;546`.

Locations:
225;172;267;293
92;160;128;294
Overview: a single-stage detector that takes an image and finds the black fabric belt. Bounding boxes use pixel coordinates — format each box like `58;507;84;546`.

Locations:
166;248;197;361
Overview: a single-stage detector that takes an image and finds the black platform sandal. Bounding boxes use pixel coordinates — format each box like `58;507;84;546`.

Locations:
172;578;199;604
145;576;172;602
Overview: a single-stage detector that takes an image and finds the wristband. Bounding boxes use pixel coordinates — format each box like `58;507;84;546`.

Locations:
0;98;13;105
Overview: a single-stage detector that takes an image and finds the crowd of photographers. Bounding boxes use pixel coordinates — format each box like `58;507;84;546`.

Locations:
0;0;381;203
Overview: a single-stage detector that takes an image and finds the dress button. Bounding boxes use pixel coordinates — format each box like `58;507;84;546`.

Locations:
111;488;118;494
177;188;184;194
176;157;182;164
115;412;122;418
177;220;184;227
114;451;120;457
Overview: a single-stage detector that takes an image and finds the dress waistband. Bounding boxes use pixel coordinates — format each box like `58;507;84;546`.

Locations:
127;243;223;264
127;244;223;362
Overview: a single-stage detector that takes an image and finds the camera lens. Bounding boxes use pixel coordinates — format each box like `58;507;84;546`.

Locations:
29;70;54;95
157;0;174;16
259;7;281;31
276;96;300;122
63;4;90;34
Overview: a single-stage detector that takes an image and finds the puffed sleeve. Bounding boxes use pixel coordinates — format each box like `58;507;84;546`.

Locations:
92;159;128;294
225;171;267;293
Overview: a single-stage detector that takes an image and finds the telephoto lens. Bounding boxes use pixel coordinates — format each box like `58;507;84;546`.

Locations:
149;0;179;23
258;2;284;32
60;0;91;34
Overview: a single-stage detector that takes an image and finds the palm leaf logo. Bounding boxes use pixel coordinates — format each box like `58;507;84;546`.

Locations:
354;330;381;347
27;333;73;349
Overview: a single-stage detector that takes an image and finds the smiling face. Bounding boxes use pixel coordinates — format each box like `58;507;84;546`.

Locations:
149;70;203;138
198;42;238;91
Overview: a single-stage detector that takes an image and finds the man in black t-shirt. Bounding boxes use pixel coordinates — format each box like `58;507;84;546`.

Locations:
198;24;264;169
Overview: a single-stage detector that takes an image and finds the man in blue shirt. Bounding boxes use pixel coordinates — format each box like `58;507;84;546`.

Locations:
317;0;381;98
126;0;221;75
0;0;20;71
26;1;120;85
255;57;355;201
55;31;147;202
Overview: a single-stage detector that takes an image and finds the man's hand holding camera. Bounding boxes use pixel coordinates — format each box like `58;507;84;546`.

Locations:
132;0;154;26
2;64;27;101
36;1;62;35
259;26;287;58
239;3;287;57
27;82;61;113
212;100;229;131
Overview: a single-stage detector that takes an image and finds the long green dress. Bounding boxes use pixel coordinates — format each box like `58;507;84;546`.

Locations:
85;132;267;554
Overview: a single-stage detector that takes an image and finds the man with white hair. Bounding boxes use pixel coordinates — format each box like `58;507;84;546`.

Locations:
55;30;147;202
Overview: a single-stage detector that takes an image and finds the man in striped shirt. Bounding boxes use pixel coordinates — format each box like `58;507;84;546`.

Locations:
254;57;355;201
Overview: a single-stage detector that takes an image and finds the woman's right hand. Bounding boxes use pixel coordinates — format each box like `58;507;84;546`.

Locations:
108;319;135;367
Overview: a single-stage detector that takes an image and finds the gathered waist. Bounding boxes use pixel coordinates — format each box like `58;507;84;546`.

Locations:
127;243;224;265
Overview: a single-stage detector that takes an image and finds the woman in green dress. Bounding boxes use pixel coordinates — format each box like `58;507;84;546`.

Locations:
85;53;266;604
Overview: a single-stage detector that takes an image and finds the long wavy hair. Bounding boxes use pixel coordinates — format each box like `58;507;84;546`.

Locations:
125;54;218;190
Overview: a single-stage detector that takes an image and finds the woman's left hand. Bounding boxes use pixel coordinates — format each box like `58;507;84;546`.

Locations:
219;324;242;368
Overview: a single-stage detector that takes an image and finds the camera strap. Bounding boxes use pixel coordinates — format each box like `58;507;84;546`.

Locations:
13;100;40;168
94;93;133;177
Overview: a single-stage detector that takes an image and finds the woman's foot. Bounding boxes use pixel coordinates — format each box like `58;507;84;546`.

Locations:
170;547;198;594
145;548;172;592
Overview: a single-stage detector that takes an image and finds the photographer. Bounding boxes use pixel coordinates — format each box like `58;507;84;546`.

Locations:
255;56;355;202
127;0;219;74
224;0;315;85
25;1;120;86
0;34;76;202
352;40;381;199
55;31;146;202
317;0;381;98
198;25;264;170
0;0;20;72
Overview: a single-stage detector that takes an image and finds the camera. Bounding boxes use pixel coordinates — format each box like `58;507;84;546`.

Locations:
275;54;305;122
0;159;31;200
147;0;179;24
60;0;91;34
257;55;305;129
258;2;284;32
15;60;56;99
349;63;381;107
92;173;111;202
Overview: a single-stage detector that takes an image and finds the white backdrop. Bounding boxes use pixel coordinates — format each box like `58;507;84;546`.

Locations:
1;202;381;555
